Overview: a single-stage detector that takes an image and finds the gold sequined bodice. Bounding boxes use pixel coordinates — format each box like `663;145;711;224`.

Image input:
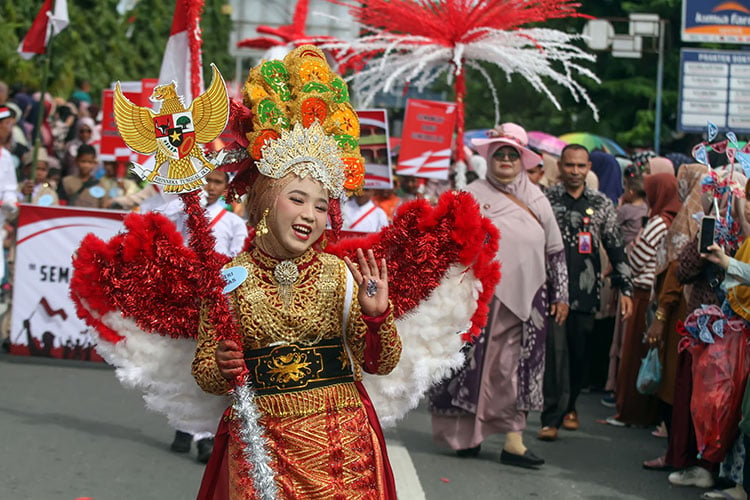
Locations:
192;247;401;398
231;247;345;349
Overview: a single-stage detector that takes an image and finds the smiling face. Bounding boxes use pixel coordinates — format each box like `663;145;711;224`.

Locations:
266;175;329;259
488;145;523;184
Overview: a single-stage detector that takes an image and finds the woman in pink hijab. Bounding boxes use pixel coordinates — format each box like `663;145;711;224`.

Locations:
431;123;568;468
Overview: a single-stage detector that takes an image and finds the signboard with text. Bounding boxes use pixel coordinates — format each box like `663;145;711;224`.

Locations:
9;205;127;361
397;99;456;180
682;0;750;43
678;49;750;133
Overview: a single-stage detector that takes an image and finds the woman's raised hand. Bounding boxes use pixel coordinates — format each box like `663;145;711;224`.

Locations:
344;248;389;317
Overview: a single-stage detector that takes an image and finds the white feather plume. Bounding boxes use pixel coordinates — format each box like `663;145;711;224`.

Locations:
89;308;228;435
321;27;599;120
362;264;482;427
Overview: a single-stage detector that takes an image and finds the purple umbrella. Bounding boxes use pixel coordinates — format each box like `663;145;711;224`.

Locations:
528;131;568;156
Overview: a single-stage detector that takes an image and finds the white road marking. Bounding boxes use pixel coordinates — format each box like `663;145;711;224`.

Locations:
386;441;426;500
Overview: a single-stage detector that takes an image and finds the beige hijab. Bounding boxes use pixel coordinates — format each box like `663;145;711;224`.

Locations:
654;164;708;274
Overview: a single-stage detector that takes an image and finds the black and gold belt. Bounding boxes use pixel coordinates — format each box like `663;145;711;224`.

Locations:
244;337;354;396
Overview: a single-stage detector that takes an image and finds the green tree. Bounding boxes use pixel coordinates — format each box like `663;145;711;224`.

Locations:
0;0;233;104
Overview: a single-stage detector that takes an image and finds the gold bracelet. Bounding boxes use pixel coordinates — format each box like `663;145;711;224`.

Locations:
654;310;667;322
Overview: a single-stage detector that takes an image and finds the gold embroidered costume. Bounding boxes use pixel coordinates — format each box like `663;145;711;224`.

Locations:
193;247;401;499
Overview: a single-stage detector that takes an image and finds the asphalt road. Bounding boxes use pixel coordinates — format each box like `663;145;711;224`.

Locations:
0;353;704;499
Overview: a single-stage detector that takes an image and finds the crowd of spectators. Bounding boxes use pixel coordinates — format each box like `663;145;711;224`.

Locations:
7;77;750;498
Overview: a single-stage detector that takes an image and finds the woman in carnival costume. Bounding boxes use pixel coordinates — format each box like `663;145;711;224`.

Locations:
70;45;500;500
193;46;403;498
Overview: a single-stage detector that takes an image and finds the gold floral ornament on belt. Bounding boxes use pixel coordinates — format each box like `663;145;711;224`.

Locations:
243;339;355;397
266;351;312;385
244;45;366;197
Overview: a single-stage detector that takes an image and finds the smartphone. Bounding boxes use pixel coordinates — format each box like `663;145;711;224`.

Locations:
698;216;716;254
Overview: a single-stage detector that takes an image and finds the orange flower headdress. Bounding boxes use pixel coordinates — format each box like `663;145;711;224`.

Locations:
224;45;365;232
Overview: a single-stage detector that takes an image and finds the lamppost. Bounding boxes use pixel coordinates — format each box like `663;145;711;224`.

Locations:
584;13;666;153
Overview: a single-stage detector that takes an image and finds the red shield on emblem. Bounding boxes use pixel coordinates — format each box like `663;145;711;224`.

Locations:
154;111;196;160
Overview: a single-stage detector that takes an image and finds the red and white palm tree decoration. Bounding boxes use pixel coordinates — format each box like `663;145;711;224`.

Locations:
324;0;599;163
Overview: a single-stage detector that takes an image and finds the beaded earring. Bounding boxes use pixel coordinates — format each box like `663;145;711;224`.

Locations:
255;208;270;236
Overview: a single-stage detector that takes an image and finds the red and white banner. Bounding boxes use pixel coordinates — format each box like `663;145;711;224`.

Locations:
397;99;456;180
9;205;126;361
100;78;158;166
99;89;131;164
357;109;393;190
17;0;69;60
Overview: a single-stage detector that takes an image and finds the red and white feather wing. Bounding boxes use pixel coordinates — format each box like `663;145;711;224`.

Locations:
326;191;500;426
70;212;229;434
368;263;487;427
91;313;229;435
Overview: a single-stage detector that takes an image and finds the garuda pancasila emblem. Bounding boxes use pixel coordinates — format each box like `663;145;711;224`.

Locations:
113;64;229;193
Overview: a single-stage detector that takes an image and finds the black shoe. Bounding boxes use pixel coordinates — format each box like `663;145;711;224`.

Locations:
455;445;481;458
500;449;545;469
196;438;214;464
170;431;192;453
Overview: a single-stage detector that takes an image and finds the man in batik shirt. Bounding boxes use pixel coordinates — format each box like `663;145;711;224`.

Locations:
541;144;633;438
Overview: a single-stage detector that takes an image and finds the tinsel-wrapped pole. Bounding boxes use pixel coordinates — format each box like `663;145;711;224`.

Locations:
180;191;237;342
234;376;279;500
180;191;278;499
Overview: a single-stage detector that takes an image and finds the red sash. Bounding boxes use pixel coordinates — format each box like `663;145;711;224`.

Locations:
349;205;378;229
208;209;227;230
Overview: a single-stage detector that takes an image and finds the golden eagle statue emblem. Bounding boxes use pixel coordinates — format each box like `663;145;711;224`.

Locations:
113;64;229;193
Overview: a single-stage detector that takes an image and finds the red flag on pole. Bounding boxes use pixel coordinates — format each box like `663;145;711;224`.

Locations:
157;0;204;105
17;0;70;60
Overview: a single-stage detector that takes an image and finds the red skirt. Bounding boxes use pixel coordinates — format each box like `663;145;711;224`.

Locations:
197;381;396;500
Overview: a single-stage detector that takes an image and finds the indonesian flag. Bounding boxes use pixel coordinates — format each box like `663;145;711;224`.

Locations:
158;0;204;106
17;0;69;60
